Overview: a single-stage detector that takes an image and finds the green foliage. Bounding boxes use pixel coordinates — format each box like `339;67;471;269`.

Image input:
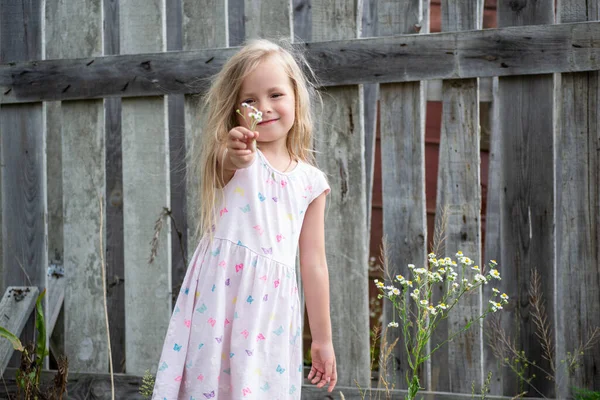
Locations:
572;387;600;400
0;326;24;352
139;370;156;399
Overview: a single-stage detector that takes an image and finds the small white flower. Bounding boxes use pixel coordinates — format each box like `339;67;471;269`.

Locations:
492;288;500;294
392;287;401;296
490;269;501;280
472;265;480;271
452;282;460;290
388;321;399;328
474;274;487;284
456;251;463;257
408;263;415;269
420;300;428;306
414;268;427;275
428;305;438;315
428;252;436;259
501;293;509;301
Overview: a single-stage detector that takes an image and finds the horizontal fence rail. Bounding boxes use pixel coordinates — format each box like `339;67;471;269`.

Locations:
0;21;599;103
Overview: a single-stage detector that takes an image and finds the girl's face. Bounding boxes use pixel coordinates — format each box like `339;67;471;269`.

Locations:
237;56;296;147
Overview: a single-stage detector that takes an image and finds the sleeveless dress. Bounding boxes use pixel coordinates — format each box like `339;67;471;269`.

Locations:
152;150;330;400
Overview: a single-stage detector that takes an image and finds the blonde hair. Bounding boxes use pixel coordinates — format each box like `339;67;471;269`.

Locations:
190;38;320;241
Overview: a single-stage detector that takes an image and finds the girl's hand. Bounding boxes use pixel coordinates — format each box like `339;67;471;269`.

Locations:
226;126;258;170
307;340;337;392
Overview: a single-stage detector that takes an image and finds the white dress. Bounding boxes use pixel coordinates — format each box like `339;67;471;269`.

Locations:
152;150;330;400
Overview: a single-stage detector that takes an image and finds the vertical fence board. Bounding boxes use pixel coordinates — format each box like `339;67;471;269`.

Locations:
46;0;107;372
311;0;371;387
182;0;227;259
244;0;292;40
0;0;46;368
121;0;171;375
293;0;311;42
166;0;188;308
555;1;600;395
483;77;503;394
377;0;427;389
228;0;245;46
361;0;377;243
430;1;483;393
496;1;555;396
103;0;126;372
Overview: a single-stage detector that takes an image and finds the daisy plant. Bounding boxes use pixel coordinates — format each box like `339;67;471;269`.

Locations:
236;102;262;151
375;252;508;400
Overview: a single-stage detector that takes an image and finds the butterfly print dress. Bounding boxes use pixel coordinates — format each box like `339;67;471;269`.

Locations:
152;149;330;400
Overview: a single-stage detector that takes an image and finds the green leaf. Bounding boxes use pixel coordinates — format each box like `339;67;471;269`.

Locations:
0;326;24;351
34;289;48;376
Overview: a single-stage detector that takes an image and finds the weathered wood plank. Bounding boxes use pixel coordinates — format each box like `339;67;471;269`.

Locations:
293;0;311;42
45;0;108;373
0;287;39;376
2;21;600;103
555;1;600;395
495;1;556;396
377;0;428;390
312;0;371;388
103;0;126;374
430;0;482;393
166;0;188;311
120;0;171;377
482;77;503;394
0;0;46;369
228;0;245;46
0;368;549;400
244;0;291;40
62;99;107;372
182;0;227;260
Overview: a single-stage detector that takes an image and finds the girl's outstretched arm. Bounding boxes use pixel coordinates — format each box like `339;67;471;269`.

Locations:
299;192;337;392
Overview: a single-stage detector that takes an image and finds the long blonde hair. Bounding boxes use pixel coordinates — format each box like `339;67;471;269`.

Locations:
190;39;320;241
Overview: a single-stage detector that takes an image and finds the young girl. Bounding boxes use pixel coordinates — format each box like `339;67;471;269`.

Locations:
152;39;337;399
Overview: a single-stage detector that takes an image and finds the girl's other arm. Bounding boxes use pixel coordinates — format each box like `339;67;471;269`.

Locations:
299;192;337;392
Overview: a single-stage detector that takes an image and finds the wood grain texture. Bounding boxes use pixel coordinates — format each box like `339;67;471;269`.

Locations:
311;0;370;388
293;0;311;42
244;0;291;40
496;1;555;396
0;0;45;369
314;84;371;388
183;0;228;49
228;0;245;46
119;0;171;375
45;0;107;373
3;22;600;103
182;0;227;262
104;0;125;373
379;82;427;389
0;287;39;376
376;0;427;389
555;1;600;394
431;78;482;392
482;78;504;394
430;1;483;392
62;99;107;372
167;0;188;311
121;97;171;375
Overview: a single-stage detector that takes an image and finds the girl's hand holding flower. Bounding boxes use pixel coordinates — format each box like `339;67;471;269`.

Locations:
225;126;258;170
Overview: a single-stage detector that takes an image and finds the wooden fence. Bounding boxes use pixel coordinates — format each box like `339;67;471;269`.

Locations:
0;0;598;398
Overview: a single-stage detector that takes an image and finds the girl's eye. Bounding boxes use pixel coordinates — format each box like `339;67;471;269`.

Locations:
242;99;254;105
271;93;282;98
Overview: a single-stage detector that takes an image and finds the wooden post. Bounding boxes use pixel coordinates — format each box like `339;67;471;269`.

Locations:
430;0;483;392
244;0;291;40
0;0;47;368
311;0;371;388
496;0;555;396
555;1;600;395
120;0;172;375
377;0;428;389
